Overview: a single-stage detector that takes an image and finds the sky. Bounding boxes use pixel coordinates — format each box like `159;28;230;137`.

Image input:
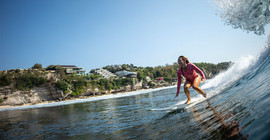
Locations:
0;0;268;72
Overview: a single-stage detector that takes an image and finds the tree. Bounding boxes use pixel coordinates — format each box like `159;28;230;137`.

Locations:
56;81;69;94
155;70;162;78
0;74;12;86
121;64;127;70
14;72;46;90
55;66;66;76
32;63;42;70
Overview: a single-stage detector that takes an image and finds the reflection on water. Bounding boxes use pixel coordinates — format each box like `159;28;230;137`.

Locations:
192;101;248;140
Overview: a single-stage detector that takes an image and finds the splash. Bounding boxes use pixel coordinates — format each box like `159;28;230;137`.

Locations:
202;55;255;89
213;0;270;35
202;33;270;90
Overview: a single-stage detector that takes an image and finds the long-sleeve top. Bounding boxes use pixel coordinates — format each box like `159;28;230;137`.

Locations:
177;63;206;94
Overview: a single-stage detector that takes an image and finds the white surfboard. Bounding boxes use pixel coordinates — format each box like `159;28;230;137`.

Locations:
184;96;207;109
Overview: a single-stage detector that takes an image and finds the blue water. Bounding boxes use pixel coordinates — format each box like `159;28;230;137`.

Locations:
0;51;270;139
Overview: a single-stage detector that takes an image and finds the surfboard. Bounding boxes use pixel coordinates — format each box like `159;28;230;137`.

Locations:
184;96;207;108
149;103;187;112
149;106;178;111
149;95;207;112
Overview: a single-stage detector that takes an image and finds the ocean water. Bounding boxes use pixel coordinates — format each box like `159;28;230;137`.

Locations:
1;0;270;139
0;47;270;139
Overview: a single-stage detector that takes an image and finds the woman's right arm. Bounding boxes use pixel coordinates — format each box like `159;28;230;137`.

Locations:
175;70;182;98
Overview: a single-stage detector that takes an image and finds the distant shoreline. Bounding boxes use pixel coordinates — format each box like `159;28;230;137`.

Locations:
0;85;176;111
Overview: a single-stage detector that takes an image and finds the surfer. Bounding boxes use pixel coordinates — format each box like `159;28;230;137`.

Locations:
175;55;207;104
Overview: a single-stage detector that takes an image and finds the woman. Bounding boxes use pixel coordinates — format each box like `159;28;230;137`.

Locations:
175;55;207;104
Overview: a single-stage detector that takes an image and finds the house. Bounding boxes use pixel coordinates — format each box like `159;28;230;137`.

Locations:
59;65;85;75
145;76;151;82
156;77;164;83
115;70;137;78
93;68;116;79
46;65;85;75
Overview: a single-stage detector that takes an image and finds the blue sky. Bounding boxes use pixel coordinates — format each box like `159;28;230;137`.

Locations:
0;0;268;72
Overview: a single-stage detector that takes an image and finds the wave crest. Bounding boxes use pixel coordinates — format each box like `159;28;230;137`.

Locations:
202;33;270;89
213;0;270;35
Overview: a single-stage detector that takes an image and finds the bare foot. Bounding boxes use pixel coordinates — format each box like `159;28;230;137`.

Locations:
185;100;192;104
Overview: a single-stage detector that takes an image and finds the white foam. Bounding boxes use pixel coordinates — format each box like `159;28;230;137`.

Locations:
202;55;255;90
202;33;270;91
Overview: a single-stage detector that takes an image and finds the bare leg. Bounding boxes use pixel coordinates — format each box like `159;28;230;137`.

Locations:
192;76;207;98
184;81;192;104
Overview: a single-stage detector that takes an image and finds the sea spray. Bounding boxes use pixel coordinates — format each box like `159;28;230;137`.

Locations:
212;0;270;35
202;34;270;92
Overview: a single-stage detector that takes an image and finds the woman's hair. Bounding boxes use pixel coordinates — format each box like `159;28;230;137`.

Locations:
179;55;190;64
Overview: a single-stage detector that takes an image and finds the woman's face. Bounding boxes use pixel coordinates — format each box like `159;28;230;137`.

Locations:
178;57;185;66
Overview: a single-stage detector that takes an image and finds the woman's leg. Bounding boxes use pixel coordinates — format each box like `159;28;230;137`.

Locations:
192;76;207;98
184;81;192;104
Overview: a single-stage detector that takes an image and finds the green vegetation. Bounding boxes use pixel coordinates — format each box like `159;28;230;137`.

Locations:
14;71;46;91
0;73;12;86
0;70;46;90
194;62;231;78
56;81;69;94
101;64;141;73
71;78;88;96
88;74;103;80
32;63;43;70
57;74;134;96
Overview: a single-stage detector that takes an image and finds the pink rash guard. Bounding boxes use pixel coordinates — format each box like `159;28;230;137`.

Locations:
176;63;206;94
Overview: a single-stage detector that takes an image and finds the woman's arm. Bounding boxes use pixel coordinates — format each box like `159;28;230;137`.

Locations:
191;63;206;80
175;69;182;98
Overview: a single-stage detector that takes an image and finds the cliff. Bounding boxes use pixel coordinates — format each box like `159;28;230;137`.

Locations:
0;84;63;106
0;78;144;106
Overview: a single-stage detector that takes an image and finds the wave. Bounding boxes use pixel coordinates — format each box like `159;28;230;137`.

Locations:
212;0;270;35
203;0;270;91
202;34;270;98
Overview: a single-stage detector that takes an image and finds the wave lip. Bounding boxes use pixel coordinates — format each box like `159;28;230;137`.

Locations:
201;55;255;90
213;0;270;35
202;32;270;92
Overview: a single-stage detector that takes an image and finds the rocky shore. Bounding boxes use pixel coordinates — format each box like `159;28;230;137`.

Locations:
0;83;175;110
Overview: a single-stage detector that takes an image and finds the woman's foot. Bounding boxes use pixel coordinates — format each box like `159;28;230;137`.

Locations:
185;100;192;104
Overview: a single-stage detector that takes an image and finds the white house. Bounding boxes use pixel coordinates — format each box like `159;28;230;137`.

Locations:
93;68;116;79
115;70;137;78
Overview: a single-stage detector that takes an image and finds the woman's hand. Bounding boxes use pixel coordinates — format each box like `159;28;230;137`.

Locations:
202;79;206;82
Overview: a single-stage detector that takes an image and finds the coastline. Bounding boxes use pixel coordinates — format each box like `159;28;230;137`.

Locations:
0;85;176;111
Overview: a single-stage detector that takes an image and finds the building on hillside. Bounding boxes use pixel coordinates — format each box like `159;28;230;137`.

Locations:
115;70;137;78
145;76;151;82
47;65;85;75
59;65;85;75
93;68;116;79
156;77;164;83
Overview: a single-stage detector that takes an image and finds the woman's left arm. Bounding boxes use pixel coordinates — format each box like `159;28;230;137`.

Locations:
191;63;206;81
